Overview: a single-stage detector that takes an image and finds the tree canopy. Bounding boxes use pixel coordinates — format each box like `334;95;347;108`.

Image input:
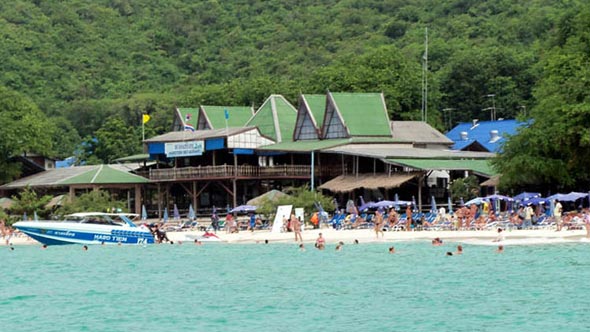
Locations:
0;0;588;190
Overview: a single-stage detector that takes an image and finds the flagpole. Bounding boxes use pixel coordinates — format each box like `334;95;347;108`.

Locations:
142;118;145;141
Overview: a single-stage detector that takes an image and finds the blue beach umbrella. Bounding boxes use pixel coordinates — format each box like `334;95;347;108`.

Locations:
412;196;418;212
394;193;400;211
460;197;465;207
23;212;27;221
188;204;195;220
34;211;38;221
163;207;169;223
448;196;453;215
430;196;436;213
173;204;180;220
141;204;148;221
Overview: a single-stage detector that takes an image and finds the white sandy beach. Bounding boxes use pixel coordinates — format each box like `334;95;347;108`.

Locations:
174;227;589;246
4;226;588;246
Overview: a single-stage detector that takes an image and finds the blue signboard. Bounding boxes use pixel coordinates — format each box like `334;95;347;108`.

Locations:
165;141;204;157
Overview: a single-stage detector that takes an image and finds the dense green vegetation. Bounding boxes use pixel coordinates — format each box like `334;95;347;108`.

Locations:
0;0;589;191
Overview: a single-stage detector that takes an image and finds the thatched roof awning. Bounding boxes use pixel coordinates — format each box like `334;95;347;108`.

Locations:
319;173;417;193
480;175;500;187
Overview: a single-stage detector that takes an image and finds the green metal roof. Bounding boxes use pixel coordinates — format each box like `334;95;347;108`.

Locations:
259;137;398;152
114;154;150;162
202;106;253;129
330;93;392;137
258;139;350;152
246;95;297;142
61;165;150;184
177;108;199;128
303;94;327;128
386;158;496;176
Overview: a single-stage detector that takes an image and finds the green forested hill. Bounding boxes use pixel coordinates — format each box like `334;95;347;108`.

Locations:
1;0;589;188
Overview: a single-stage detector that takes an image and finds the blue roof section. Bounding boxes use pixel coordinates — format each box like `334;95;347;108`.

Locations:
56;157;76;168
446;119;527;153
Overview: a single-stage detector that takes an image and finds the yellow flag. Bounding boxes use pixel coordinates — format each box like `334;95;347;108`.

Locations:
142;114;151;124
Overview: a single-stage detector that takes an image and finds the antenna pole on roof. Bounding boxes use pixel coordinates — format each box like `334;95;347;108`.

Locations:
421;27;428;123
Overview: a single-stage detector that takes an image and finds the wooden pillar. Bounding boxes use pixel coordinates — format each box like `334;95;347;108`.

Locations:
418;174;424;212
157;183;162;219
69;186;75;202
193;181;198;213
232;153;237;208
134;184;141;214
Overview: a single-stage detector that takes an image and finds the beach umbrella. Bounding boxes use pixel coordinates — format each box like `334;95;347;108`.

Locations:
359;196;366;207
173;204;180;220
524;197;548;206
447;196;453;214
513;192;541;202
412;196;418;212
34;211;38;221
460;197;465;207
23;212;27;221
358;201;376;212
229;205;257;213
465;197;484;206
141;204;148;221
394;193;400;211
548;199;555;217
485;194;513;201
188;204;195;220
163;207;169;223
430;196;436;213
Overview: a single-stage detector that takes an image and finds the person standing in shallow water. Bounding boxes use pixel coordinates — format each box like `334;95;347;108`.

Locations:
374;210;384;238
315;233;325;250
292;214;303;243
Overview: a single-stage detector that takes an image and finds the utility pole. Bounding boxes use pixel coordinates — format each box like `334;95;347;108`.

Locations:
443;108;455;131
486;94;496;121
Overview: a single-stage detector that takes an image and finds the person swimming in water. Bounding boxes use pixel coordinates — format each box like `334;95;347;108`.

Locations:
388;246;395;254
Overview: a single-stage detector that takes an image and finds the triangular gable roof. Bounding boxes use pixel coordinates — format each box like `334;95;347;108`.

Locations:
446;119;526;153
293;94;326;140
322;92;393;138
245;95;297;143
0;165;149;189
60;165;149;185
197;106;255;130
175;108;199;131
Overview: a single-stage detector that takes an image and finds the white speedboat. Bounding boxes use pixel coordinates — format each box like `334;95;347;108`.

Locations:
13;212;155;246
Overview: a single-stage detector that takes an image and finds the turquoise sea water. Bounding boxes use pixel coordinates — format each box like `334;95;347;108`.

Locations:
1;241;590;332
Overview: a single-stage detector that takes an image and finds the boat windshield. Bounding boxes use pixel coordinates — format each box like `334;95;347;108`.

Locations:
69;215;126;226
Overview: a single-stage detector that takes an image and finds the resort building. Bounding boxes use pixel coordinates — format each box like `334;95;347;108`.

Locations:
1;92;495;218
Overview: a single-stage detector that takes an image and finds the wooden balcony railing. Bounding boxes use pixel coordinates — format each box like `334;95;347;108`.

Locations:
148;164;345;181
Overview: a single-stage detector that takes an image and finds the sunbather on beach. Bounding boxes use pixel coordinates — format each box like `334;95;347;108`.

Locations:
374;210;384;238
405;204;413;231
388;209;398;228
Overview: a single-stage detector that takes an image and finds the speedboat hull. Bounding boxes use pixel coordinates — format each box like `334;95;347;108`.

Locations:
14;221;155;245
